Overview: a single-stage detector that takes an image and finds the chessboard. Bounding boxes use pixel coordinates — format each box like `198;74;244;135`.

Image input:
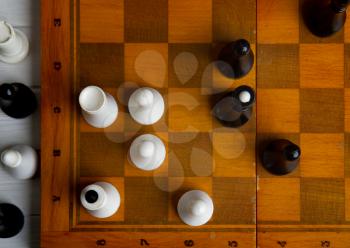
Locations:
41;0;257;247
257;0;350;247
40;0;350;247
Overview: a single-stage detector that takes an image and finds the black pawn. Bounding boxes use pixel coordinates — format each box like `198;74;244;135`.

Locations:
217;39;254;79
213;85;255;128
0;83;37;119
0;203;24;238
303;0;350;37
262;139;301;175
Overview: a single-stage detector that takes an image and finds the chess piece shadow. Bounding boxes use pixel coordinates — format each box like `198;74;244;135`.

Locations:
302;0;350;37
0;203;24;238
261;139;301;175
0;83;37;119
212;85;255;128
216;39;254;79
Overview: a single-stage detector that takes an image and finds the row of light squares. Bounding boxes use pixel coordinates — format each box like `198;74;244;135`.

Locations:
79;0;350;43
80;132;348;178
80;43;350;89
77;176;350;223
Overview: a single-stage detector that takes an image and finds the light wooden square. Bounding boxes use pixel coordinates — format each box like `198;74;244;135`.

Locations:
169;0;212;43
213;132;256;177
78;177;124;222
80;0;124;42
257;0;299;43
168;88;212;132
168;177;212;222
124;43;168;88
257;89;300;133
300;44;344;88
301;134;344;178
258;178;300;221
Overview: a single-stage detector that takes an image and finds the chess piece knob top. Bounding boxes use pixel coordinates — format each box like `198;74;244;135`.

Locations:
128;87;165;125
233;39;251;56
139;141;155;158
135;88;154;107
190;199;207;216
1;149;21;168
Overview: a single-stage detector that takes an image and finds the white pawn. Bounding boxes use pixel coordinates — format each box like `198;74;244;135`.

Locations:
0;20;29;64
238;90;251;103
79;86;118;128
129;134;166;171
177;190;214;226
0;145;38;179
128;87;165;125
80;182;120;218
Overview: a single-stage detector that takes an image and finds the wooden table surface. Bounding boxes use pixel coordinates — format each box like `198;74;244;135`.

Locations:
41;0;350;247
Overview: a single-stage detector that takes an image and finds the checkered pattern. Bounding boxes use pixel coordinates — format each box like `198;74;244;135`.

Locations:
75;0;257;230
257;0;350;229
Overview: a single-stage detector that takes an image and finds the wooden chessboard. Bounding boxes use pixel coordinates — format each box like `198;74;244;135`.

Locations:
40;0;350;247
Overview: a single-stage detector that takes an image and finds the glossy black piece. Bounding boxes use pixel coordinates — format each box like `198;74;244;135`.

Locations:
213;85;255;128
217;39;254;79
0;83;37;119
262;139;301;175
0;203;24;238
85;190;99;203
302;0;350;37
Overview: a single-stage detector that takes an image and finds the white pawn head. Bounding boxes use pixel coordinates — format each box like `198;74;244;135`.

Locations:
1;149;22;168
190;200;207;216
135;88;154;107
238;90;251;103
138;141;155;158
0;21;11;43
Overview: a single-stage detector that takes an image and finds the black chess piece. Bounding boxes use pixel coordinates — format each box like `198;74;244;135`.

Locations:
213;85;255;128
217;39;254;79
0;203;24;238
303;0;350;37
262;139;301;175
0;83;37;119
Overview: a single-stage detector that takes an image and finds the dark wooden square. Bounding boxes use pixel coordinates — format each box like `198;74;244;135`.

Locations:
300;89;344;133
213;0;256;43
168;44;212;88
125;0;168;42
124;177;168;224
257;44;299;88
80;44;124;87
212;178;256;224
80;133;125;177
168;132;213;177
345;44;350;88
301;178;345;224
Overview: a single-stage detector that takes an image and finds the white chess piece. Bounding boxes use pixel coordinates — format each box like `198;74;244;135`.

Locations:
0;20;29;64
80;182;120;218
0;145;38;179
129;134;166;171
177;190;214;226
79;86;118;128
128;87;165;125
